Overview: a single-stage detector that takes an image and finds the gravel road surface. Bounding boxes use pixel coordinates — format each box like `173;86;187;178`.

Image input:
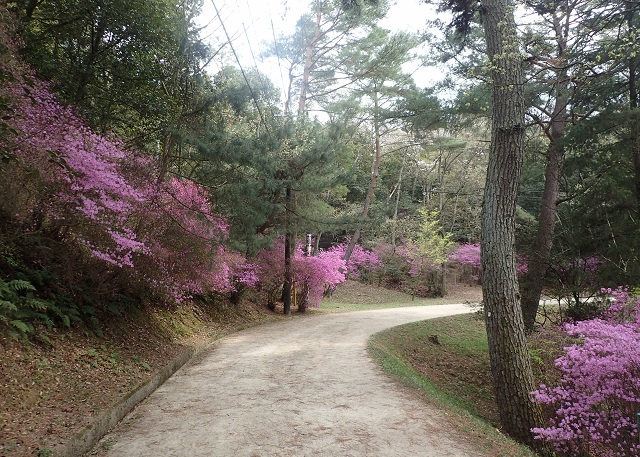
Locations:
97;304;490;456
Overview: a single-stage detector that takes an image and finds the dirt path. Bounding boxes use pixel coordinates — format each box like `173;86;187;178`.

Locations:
95;304;487;457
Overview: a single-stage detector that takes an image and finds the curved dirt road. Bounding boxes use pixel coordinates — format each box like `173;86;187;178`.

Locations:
97;304;487;456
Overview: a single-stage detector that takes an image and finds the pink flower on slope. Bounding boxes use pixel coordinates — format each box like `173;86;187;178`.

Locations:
3;76;247;303
448;243;481;269
531;292;640;456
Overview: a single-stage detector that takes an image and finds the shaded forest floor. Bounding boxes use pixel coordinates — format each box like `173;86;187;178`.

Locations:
0;282;482;457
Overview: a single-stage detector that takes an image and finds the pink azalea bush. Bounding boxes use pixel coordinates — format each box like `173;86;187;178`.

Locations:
1;74;254;306
448;243;482;269
253;238;380;308
531;287;640;456
5;79;150;263
373;240;425;278
371;242;412;286
448;242;528;282
252;237;288;306
133;178;233;302
400;240;423;278
330;241;382;279
448;243;482;283
371;240;447;296
296;247;346;307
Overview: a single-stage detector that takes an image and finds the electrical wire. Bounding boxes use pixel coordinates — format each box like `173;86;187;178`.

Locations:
266;0;289;104
210;0;269;131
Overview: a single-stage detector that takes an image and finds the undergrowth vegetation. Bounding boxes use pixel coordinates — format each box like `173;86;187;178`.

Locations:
369;313;537;457
372;288;640;457
529;288;640;456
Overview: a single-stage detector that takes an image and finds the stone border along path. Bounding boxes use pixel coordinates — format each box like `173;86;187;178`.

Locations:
86;304;492;457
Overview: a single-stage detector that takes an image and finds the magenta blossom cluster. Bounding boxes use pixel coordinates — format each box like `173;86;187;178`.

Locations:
448;243;482;269
447;242;528;280
531;287;640;456
296;248;346;307
601;287;640;323
254;238;382;308
6;81;148;266
447;243;482;282
328;241;381;278
2;75;255;304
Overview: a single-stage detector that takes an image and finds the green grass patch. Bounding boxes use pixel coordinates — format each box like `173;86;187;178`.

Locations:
314;298;450;313
369;313;538;457
314;280;479;313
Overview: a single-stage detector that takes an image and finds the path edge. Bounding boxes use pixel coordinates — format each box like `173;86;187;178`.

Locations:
52;341;203;457
51;317;284;457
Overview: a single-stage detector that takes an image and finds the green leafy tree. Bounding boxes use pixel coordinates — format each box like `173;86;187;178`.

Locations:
266;0;386;115
536;0;640;290
332;28;424;262
408;208;453;295
12;0;217;157
413;209;453;262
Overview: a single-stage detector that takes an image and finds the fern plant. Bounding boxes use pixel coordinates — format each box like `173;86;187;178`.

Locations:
0;277;54;339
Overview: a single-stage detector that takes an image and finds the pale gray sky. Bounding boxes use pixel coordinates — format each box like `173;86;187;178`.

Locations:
199;0;443;98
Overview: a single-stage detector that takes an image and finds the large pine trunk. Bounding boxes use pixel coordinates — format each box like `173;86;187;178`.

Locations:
521;6;570;332
629;7;640;216
480;0;543;446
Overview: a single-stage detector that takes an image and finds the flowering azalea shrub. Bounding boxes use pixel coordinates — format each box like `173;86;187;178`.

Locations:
252;237;289;306
448;242;528;283
0;72;255;327
448;243;482;269
296;248;346;307
371;241;447;296
602;287;640;323
4;79;148;262
328;241;381;280
448;243;482;283
371;242;411;285
401;240;424;278
531;287;640;456
131;178;233;303
253;238;359;308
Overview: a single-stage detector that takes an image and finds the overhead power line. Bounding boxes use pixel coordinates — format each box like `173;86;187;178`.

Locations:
210;0;269;131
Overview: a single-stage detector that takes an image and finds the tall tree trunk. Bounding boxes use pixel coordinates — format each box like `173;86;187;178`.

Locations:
437;149;445;212
283;185;293;315
628;5;640;215
521;140;563;330
480;0;543;446
521;8;570;331
282;3;320;314
344;87;381;264
390;156;405;251
284;4;321;312
74;13;106;107
298;2;322;115
158;133;177;183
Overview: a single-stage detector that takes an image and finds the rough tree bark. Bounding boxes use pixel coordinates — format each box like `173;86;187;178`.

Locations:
521;4;570;331
283;185;293;315
480;0;544;446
